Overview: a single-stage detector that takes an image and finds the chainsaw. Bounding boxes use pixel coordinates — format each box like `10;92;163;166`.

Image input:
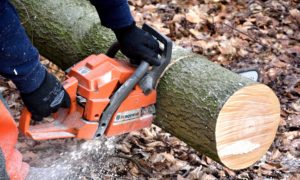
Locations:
19;24;173;140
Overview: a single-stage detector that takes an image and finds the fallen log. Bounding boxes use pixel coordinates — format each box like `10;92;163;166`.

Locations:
156;47;280;169
12;0;280;170
12;0;115;69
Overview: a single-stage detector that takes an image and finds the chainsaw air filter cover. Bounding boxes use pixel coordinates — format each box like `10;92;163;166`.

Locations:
67;54;157;137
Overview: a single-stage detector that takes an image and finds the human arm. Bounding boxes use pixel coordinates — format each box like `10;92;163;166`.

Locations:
0;1;70;121
90;0;161;66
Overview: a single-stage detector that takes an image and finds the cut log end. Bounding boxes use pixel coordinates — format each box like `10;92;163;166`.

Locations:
216;84;280;170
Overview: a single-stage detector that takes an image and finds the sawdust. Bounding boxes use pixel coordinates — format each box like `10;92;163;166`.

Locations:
23;136;123;179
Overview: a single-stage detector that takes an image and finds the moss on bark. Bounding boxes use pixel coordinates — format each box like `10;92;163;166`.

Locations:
155;46;254;161
12;0;115;69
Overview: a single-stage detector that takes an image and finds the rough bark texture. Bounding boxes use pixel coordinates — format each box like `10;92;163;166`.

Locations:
12;0;274;168
12;0;115;70
155;46;254;162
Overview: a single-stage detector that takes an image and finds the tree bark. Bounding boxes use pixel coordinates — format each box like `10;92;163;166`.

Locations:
12;0;280;170
12;0;115;69
156;47;280;169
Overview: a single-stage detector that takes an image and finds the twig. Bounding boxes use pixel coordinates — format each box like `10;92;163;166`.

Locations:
223;22;269;49
111;154;153;177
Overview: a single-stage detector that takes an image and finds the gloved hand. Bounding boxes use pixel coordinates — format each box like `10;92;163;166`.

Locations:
21;71;71;121
113;22;160;66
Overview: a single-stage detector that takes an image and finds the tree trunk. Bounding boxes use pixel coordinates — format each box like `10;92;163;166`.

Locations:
12;0;280;170
156;47;280;169
12;0;115;69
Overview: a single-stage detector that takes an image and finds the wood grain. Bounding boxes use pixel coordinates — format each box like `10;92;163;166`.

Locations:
216;84;280;169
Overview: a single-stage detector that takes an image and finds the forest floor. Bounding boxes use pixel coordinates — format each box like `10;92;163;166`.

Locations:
0;0;300;179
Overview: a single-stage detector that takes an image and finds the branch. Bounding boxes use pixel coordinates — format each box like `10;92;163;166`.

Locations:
223;22;270;49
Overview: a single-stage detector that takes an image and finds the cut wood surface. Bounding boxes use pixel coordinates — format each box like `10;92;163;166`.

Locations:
216;84;280;169
12;0;281;170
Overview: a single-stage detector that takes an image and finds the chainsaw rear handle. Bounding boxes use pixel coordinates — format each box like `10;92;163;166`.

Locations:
106;24;173;94
19;77;78;138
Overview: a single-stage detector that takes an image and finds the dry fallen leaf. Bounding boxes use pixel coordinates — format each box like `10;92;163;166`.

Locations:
289;9;300;23
129;164;140;176
146;141;165;148
116;144;131;154
170;160;189;172
287;115;300;127
290;138;300;158
187;167;204;179
185;6;207;24
218;39;237;55
291;100;300;112
200;173;217;180
7;80;16;89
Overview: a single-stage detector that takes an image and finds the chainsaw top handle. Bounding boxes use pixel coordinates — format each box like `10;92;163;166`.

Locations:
106;24;173;94
95;24;172;137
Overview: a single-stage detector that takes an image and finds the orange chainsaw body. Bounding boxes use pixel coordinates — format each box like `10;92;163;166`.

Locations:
0;100;29;179
19;24;172;141
20;54;156;140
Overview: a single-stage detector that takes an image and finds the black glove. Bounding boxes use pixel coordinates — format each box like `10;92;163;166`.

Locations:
21;71;71;121
113;22;160;66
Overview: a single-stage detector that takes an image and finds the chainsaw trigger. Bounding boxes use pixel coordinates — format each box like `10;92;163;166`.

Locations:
76;95;87;107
